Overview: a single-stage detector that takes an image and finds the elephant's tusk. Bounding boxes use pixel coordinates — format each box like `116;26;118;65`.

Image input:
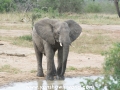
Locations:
70;44;75;48
60;43;62;46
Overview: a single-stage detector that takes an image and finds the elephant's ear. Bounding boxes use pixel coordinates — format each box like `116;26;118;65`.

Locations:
65;20;82;42
34;18;55;45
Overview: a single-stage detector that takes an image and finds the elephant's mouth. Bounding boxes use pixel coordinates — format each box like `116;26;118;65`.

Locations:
55;39;63;47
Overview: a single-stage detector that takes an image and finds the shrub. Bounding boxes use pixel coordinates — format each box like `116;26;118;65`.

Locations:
104;42;120;78
38;0;84;13
0;0;16;12
80;42;120;90
84;2;101;13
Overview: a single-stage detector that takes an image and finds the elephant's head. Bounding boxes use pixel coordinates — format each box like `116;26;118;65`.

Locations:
34;18;82;47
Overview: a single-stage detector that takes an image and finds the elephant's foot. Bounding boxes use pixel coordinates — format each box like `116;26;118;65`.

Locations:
53;70;57;76
56;75;64;80
37;72;44;77
46;75;54;80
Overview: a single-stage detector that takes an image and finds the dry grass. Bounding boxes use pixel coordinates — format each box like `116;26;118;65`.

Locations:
0;35;33;48
0;13;31;23
1;29;120;54
60;13;120;25
0;23;31;30
66;66;78;71
70;29;120;54
0;65;21;74
0;13;120;54
0;13;120;26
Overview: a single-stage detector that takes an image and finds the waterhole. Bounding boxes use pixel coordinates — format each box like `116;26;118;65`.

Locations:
0;76;103;90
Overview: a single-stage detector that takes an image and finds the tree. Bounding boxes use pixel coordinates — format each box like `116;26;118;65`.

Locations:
38;0;84;13
114;0;120;17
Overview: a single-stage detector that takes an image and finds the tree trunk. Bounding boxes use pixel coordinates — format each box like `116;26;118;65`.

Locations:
114;0;120;17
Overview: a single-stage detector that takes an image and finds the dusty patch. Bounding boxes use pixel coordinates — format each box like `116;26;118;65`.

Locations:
0;41;104;86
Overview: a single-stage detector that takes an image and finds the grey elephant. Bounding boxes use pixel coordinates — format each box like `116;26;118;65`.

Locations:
32;18;82;80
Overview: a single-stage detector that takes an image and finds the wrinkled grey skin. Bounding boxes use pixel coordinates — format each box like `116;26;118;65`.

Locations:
32;18;82;80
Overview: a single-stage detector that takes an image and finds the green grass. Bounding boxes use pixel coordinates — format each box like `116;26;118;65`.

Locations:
0;35;33;48
18;35;32;42
12;35;33;47
0;65;21;74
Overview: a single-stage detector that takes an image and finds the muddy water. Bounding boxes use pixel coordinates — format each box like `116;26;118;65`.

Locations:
0;76;101;90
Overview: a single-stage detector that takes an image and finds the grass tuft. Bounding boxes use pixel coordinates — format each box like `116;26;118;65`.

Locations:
0;65;21;74
12;35;33;47
18;35;32;42
30;70;37;73
67;66;77;71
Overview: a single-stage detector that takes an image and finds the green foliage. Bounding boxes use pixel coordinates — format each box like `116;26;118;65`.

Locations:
83;0;116;14
85;2;101;13
0;0;16;12
0;0;118;14
80;42;120;90
104;42;120;78
58;0;84;13
80;76;120;90
38;0;84;13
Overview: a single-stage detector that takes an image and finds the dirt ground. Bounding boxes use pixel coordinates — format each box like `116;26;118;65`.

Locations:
1;23;120;86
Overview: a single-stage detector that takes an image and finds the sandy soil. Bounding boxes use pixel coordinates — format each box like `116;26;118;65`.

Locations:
0;41;104;86
1;23;119;86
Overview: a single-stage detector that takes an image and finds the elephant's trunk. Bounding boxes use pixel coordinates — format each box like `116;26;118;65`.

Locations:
61;44;70;76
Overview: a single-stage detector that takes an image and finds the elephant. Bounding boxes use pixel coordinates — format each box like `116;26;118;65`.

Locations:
32;18;82;80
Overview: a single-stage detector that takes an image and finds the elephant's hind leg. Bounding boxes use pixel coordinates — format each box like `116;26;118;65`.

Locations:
33;42;44;77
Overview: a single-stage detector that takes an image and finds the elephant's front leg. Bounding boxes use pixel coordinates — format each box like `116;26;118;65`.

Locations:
56;48;64;80
44;43;55;80
57;46;69;80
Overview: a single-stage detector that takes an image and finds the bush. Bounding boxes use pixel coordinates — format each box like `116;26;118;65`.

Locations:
104;42;120;78
38;0;84;13
84;1;101;13
0;0;16;12
80;42;120;90
83;0;116;14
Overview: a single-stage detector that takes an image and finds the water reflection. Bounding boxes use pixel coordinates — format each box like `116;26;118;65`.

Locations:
37;79;65;90
0;76;100;90
37;77;87;90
